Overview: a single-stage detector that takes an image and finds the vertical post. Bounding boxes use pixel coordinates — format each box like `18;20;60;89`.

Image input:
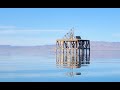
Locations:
89;40;90;60
82;41;84;61
72;41;74;63
56;41;57;63
86;41;87;55
78;40;81;65
86;41;87;62
65;41;67;63
60;41;63;63
63;41;64;62
76;41;78;63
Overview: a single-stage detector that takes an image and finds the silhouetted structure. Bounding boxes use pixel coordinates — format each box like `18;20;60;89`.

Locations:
56;28;90;69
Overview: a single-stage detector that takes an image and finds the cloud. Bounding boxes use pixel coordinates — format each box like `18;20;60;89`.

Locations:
112;33;120;38
0;29;80;36
0;26;80;45
0;25;16;29
0;25;80;38
0;25;79;33
0;29;67;36
0;29;78;32
0;30;17;34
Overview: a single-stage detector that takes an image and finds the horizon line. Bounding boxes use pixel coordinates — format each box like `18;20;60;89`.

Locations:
0;41;120;47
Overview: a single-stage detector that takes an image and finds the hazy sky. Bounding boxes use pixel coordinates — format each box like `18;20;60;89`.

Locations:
0;8;120;46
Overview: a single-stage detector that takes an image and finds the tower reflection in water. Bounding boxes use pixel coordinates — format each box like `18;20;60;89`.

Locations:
56;49;90;77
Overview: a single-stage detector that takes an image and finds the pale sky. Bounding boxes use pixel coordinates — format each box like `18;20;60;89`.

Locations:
0;8;120;46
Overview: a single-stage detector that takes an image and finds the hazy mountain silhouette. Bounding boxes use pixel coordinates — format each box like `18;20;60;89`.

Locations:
0;41;120;58
1;41;120;51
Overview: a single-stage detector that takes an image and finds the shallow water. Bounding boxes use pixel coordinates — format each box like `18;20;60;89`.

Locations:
0;50;120;82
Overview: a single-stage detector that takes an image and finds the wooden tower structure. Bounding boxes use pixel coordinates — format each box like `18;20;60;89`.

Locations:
56;28;90;68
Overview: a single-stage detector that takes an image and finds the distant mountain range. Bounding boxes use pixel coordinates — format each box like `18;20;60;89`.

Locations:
0;41;120;51
90;41;120;50
0;41;120;58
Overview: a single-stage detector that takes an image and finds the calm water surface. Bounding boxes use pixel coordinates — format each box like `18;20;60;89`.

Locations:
0;50;120;82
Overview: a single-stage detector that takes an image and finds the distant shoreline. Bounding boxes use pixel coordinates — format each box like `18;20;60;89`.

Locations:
0;41;120;51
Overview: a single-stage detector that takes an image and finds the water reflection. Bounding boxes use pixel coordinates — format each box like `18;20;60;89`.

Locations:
56;49;90;77
56;49;90;68
65;71;81;77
